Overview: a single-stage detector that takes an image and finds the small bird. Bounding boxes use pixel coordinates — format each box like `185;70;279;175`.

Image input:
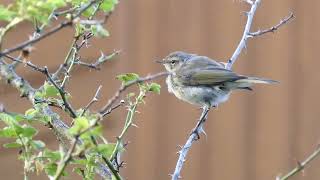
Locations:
158;51;277;108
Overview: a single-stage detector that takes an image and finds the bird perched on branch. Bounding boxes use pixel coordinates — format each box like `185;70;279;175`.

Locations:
158;51;277;108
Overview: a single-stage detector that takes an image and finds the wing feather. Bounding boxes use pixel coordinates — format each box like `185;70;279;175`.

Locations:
175;56;245;86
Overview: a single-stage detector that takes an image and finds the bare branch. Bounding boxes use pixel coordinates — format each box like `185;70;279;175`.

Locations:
75;50;121;70
249;12;295;37
226;0;262;70
277;145;320;180
226;1;294;70
81;85;103;116
171;107;210;180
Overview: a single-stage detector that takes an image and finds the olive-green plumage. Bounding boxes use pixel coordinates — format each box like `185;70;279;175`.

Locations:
159;51;277;107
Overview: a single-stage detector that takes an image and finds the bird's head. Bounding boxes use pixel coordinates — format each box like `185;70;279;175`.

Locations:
157;51;194;73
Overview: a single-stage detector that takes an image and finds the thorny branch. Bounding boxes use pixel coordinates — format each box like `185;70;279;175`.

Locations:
0;0;100;57
226;0;294;70
277;145;320;180
172;0;294;179
81;85;103;117
249;12;295;37
100;71;169;114
172;107;210;180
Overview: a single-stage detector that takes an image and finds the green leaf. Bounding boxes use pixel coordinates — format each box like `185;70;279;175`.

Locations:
43;82;59;97
72;159;87;166
95;143;116;158
21;125;37;138
25;108;39;120
73;167;85;177
82;6;95;17
75;23;86;37
91;24;109;38
0;113;16;125
13;114;28;122
3;142;22;148
44;163;58;176
0;5;16;22
148;83;161;94
117;73;139;85
100;0;118;12
31;140;46;150
43;150;61;162
0;127;18;138
69;117;89;135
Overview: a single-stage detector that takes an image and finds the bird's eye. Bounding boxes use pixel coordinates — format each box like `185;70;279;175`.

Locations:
171;61;176;65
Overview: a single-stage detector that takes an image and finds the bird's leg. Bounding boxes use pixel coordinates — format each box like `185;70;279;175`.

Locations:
191;106;210;140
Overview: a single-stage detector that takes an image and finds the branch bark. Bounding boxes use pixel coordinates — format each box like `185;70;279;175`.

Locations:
277;145;320;180
226;0;262;70
171;107;210;180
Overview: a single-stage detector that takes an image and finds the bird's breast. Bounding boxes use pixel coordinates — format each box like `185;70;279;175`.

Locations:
166;75;230;107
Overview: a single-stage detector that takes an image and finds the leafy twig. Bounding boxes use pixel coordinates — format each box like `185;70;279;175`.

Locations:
99;72;169;114
43;67;77;118
109;91;145;162
0;0;101;57
0;60;112;179
75;50;121;70
53;138;78;180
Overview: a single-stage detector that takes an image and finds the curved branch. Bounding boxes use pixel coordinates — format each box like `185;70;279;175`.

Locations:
226;0;262;70
171;107;210;180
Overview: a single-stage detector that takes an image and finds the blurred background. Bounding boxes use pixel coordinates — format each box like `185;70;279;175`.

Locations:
1;0;320;179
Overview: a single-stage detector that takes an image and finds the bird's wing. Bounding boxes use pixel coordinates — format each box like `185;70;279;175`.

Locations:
176;56;245;86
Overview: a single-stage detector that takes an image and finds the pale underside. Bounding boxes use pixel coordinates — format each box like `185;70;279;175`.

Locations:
166;75;231;107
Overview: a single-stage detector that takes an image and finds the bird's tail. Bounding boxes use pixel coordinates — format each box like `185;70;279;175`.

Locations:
225;76;278;90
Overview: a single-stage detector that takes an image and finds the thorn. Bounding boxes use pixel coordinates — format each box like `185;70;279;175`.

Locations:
199;126;207;138
131;123;139;128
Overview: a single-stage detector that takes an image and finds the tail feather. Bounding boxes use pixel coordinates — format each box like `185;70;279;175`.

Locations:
235;77;279;84
224;76;278;90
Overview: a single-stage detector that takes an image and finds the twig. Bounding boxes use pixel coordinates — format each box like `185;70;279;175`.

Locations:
43;67;77;118
226;0;262;70
109;91;145;161
75;50;121;70
171;107;210;180
0;0;100;57
277;145;320;180
99;71;169;114
226;0;294;70
101;100;125;117
0;21;73;57
53;138;78;180
81;85;103;116
249;12;295;37
0;60;112;179
3;54;45;72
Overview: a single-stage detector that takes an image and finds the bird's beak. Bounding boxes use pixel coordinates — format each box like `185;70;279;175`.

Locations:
155;59;166;64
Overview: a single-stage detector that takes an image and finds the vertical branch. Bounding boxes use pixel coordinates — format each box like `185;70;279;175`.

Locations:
226;0;262;70
171;106;210;180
